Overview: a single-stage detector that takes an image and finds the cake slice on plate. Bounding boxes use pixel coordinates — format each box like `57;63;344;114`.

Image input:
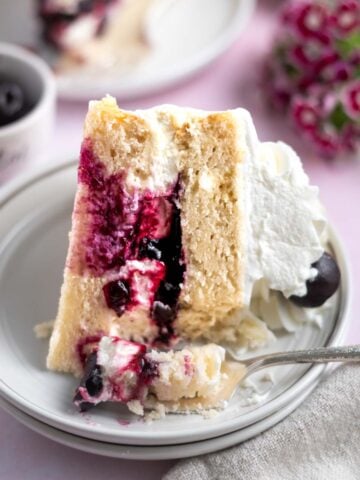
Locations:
46;96;340;415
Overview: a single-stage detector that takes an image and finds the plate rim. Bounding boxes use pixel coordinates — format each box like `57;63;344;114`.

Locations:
0;159;352;446
0;376;323;460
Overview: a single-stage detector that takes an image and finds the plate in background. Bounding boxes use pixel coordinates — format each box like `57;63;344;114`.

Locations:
0;0;256;100
0;160;350;446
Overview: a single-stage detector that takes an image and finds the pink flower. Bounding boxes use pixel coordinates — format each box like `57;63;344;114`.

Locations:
330;0;360;35
320;60;351;83
290;42;324;67
342;80;360;120
266;0;360;159
291;98;320;131
293;2;330;44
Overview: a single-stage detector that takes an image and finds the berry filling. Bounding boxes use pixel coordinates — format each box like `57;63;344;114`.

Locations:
77;141;185;345
102;279;130;316
74;337;159;412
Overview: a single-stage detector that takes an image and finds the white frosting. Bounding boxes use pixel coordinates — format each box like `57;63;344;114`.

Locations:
61;15;101;49
117;259;164;307
97;337;142;378
243;139;326;303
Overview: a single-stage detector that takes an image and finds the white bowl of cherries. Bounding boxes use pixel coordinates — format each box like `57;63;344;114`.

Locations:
0;42;56;183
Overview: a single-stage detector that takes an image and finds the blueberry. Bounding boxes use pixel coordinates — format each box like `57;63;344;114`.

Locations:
0;82;26;127
103;279;130;316
152;300;175;324
139;238;163;261
290;252;341;308
85;365;103;396
73;351;103;411
156;282;180;307
140;358;159;383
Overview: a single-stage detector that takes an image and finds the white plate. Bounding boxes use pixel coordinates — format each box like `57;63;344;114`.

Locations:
0;378;320;460
0;0;256;100
0;160;350;446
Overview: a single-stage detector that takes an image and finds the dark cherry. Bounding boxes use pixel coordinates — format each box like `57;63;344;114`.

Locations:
0;82;26;127
290;252;341;308
103;279;130;316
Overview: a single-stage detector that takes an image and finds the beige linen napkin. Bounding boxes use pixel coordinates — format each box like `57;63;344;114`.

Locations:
163;364;360;480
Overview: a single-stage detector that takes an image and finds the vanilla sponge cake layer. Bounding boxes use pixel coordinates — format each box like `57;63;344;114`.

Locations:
47;97;251;375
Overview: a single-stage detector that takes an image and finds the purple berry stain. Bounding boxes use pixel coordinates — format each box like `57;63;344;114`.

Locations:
77;140;185;345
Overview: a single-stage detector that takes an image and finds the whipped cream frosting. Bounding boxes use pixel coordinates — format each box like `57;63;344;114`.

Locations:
243;139;326;303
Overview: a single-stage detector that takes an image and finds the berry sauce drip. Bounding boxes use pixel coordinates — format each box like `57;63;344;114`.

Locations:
76;334;104;367
78;140;185;345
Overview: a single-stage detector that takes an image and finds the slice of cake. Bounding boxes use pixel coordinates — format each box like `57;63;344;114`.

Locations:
37;0;157;70
46;96;340;415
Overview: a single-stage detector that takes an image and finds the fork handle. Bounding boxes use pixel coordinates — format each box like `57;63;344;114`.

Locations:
243;345;360;376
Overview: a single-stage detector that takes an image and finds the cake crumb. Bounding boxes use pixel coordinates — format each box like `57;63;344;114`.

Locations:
202;408;219;419
127;400;144;416
34;320;55;339
145;403;166;423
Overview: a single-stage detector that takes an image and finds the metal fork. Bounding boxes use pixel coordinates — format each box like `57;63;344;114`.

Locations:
240;344;360;379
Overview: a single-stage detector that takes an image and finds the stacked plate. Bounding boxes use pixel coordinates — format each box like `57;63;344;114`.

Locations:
0;161;350;460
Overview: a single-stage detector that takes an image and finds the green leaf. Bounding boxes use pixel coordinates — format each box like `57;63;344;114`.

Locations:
284;62;299;78
336;31;360;58
329;103;350;131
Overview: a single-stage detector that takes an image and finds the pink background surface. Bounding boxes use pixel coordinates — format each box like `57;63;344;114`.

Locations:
1;2;359;479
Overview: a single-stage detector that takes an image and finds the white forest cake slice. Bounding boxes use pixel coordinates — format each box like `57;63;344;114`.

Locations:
47;96;340;414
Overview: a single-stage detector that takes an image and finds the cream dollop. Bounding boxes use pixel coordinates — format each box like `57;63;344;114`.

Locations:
244;140;327;303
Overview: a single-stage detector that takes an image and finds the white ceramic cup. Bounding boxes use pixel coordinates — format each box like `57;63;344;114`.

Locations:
0;42;56;183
